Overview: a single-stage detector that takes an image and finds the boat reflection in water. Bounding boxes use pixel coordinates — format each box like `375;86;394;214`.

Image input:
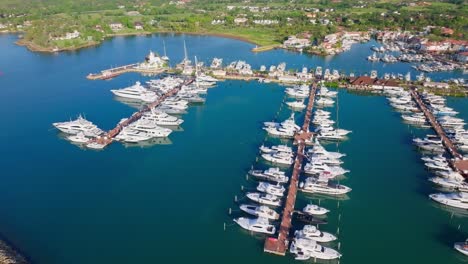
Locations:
122;137;173;148
113;96;146;110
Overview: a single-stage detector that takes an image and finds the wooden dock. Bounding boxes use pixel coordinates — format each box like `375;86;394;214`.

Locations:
264;82;317;256
410;89;468;178
93;78;194;147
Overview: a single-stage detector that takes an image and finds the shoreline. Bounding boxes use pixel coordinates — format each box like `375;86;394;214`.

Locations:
13;30;271;54
0;235;29;264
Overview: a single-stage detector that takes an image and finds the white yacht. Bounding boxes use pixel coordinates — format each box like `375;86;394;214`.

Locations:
86;142;106;150
308;155;343;166
262;152;294;165
286;100;306;110
115;128;153;143
260;145;293;155
300;177;352;195
67;132;90;143
128;119;172;137
234;217;276;234
429;192;468;209
290;238;341;260
53;115;104;137
317;130;347;141
454;241;468;256
316;97;334;106
141;109;184;126
295;225;337;242
304;162;349;176
302;203;330;216
429;177;468;191
317;86;338;97
111;82;158;102
239;204;280;220
264;126;296;138
248;167;289;183
257;182;286;197
246;192;282;207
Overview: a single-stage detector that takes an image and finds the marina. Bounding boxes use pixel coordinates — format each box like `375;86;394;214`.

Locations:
1;33;467;264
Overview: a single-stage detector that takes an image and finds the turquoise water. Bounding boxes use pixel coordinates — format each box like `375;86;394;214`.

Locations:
0;33;467;264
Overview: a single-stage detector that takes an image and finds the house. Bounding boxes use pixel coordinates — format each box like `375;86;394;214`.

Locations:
420;41;450;52
456;51;468;63
234;18;248;25
109;22;124;31
134;22;144;30
51;30;80;41
441;27;454;36
423;82;450;89
283;36;311;49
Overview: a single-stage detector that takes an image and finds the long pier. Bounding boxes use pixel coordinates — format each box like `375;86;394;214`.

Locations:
87;64;168;80
94;78;194;146
410;88;468;178
264;82;317;255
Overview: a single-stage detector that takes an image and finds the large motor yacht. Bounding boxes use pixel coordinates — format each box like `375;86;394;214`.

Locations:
429;192;468;209
234;217;276;234
53;115;104;137
111;82;158;102
294;225;337;242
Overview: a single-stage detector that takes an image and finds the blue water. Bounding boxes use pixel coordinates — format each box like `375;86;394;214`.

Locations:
0;33;467;264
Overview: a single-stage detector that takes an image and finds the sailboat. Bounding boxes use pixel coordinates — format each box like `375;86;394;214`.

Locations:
162;40;169;61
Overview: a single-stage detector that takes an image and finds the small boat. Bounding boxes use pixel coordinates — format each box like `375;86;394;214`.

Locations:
454;241;468;256
295;225;337;242
246;192;282;207
302;203;330;216
239;204;280;220
234;217;276;234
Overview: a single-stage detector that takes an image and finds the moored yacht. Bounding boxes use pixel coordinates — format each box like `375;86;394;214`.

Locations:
262;152;294;165
300;177;352;195
246;192;282;206
290;238;341;260
234;217;276;234
295;225;337;242
257;182;286;197
53;115;104;137
239;204;280;220
302;203;330;216
429;192;468;209
454;241;468;256
248;167;289;183
111;82;158;103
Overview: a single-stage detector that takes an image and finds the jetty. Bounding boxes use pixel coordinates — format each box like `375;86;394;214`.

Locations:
410;88;468;178
87;64;168;80
93;78;194;147
263;82;317;256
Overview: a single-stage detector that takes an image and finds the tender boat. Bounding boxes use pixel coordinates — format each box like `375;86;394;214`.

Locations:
239;204;280;220
234;217;276;234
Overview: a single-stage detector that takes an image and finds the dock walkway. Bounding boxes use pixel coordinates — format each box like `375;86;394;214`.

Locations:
264;82;317;255
95;78;194;146
410;89;468;178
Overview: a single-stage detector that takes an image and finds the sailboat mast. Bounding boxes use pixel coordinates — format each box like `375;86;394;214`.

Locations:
183;40;188;61
163;40;167;57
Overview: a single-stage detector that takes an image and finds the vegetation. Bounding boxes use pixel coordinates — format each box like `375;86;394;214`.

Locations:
0;0;466;52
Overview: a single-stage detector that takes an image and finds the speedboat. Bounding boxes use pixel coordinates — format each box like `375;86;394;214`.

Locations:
246;192;282;207
111;82;158;102
239;204;280;220
429;192;468;209
234;217;276;234
302;204;329;216
257;182;286;197
290;238;341;260
454;241;468;256
300;177;352;195
295;225;337;242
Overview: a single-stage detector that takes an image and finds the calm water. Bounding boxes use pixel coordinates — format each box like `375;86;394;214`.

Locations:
0;33;467;264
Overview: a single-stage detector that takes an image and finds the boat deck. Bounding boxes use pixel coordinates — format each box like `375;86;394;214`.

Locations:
264;82;318;255
93;78;194;147
410;89;467;178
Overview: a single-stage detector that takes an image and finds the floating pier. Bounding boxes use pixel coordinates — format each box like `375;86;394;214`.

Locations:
263;82;317;256
410;88;468;178
93;78;194;147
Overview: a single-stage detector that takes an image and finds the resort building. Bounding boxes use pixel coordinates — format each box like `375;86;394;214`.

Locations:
423;82;450;89
109;22;124;32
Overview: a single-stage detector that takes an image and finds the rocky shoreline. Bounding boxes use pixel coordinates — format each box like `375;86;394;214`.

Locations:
0;238;29;264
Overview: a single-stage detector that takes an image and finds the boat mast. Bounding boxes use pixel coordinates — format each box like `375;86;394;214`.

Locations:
183;40;188;61
194;56;199;76
163;40;167;57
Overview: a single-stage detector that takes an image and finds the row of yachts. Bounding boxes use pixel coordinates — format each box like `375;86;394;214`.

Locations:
53;75;218;148
386;87;468;256
233;85;350;260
